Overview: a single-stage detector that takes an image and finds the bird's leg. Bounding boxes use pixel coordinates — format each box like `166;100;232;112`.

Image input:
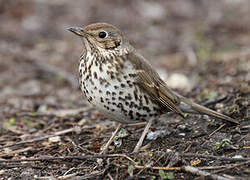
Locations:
100;123;122;154
133;119;153;153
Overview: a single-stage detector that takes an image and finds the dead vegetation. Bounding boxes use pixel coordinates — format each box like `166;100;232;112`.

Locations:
0;0;249;179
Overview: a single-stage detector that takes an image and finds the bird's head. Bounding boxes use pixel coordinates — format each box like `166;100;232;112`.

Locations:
68;23;130;56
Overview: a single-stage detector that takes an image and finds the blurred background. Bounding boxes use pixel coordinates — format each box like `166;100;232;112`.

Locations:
0;0;249;178
1;0;250;126
0;0;250;128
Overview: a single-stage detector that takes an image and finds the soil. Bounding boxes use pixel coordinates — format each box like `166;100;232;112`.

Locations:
0;0;249;179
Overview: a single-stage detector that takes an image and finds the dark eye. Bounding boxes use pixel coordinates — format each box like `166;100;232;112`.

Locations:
98;31;107;38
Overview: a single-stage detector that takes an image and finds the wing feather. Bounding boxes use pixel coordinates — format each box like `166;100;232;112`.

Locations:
127;52;185;118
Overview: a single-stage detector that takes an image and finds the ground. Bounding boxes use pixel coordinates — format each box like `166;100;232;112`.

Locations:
0;0;249;179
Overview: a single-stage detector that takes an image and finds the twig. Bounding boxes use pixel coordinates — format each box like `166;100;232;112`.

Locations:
183;141;194;152
140;142;151;151
127;122;147;127
63;167;76;176
133;119;152;153
57;170;105;180
134;165;181;171
1;152;248;179
214;160;250;173
107;173;114;180
156;151;250;162
58;172;78;180
0;126;81;149
182;166;230;180
0;163;44;169
101;124;122;154
16;107;90;118
1;150;249;163
110;153;136;164
201;96;229;107
209;124;226;137
199;165;229;170
0;147;32;157
0;153;136;163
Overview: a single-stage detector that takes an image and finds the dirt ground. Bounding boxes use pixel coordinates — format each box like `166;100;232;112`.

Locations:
0;0;249;179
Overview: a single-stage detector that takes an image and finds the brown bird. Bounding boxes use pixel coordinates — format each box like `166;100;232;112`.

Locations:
68;23;238;153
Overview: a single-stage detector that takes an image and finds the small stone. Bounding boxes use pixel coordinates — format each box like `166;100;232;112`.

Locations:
177;124;186;130
167;73;192;91
49;136;61;143
0;170;5;175
166;149;172;153
78;118;88;126
97;158;103;166
179;133;186;137
203;115;210;120
215;103;224;110
233;155;243;158
146;130;169;140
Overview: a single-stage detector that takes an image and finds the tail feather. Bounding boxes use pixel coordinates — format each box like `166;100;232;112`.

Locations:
178;95;239;125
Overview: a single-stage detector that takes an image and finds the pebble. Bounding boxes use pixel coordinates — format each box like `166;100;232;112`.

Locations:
179;133;186;137
146;130;169;140
177;124;186;130
233;155;243;159
167;73;192;91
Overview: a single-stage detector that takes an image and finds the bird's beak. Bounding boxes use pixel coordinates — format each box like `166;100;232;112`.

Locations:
67;27;86;37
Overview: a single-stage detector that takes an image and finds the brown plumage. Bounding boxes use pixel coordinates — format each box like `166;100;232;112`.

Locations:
68;22;239;125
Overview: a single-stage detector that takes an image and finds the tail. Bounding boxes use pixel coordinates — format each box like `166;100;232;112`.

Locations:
178;95;239;125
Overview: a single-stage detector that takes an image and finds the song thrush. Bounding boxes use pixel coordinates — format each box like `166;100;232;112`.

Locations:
68;23;238;153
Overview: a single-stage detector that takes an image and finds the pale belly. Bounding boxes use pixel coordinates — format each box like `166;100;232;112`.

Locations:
79;54;161;123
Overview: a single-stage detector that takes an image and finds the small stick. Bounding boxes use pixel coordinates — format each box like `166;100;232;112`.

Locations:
201;96;228;107
156;151;250;162
182;166;230;180
134;165;181;171
100;124;122;154
0;153;134;163
127;122;147;127
0;127;81;149
209;124;226;138
0;147;32;157
133;119;152;153
107;173;114;180
213;160;250;173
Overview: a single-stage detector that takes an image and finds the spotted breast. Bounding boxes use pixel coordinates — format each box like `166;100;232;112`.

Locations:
79;50;162;124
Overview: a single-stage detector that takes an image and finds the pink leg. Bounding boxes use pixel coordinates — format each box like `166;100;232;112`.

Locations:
133;119;152;153
100;123;122;154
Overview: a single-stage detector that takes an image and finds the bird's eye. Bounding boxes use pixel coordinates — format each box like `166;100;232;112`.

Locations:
98;31;107;38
